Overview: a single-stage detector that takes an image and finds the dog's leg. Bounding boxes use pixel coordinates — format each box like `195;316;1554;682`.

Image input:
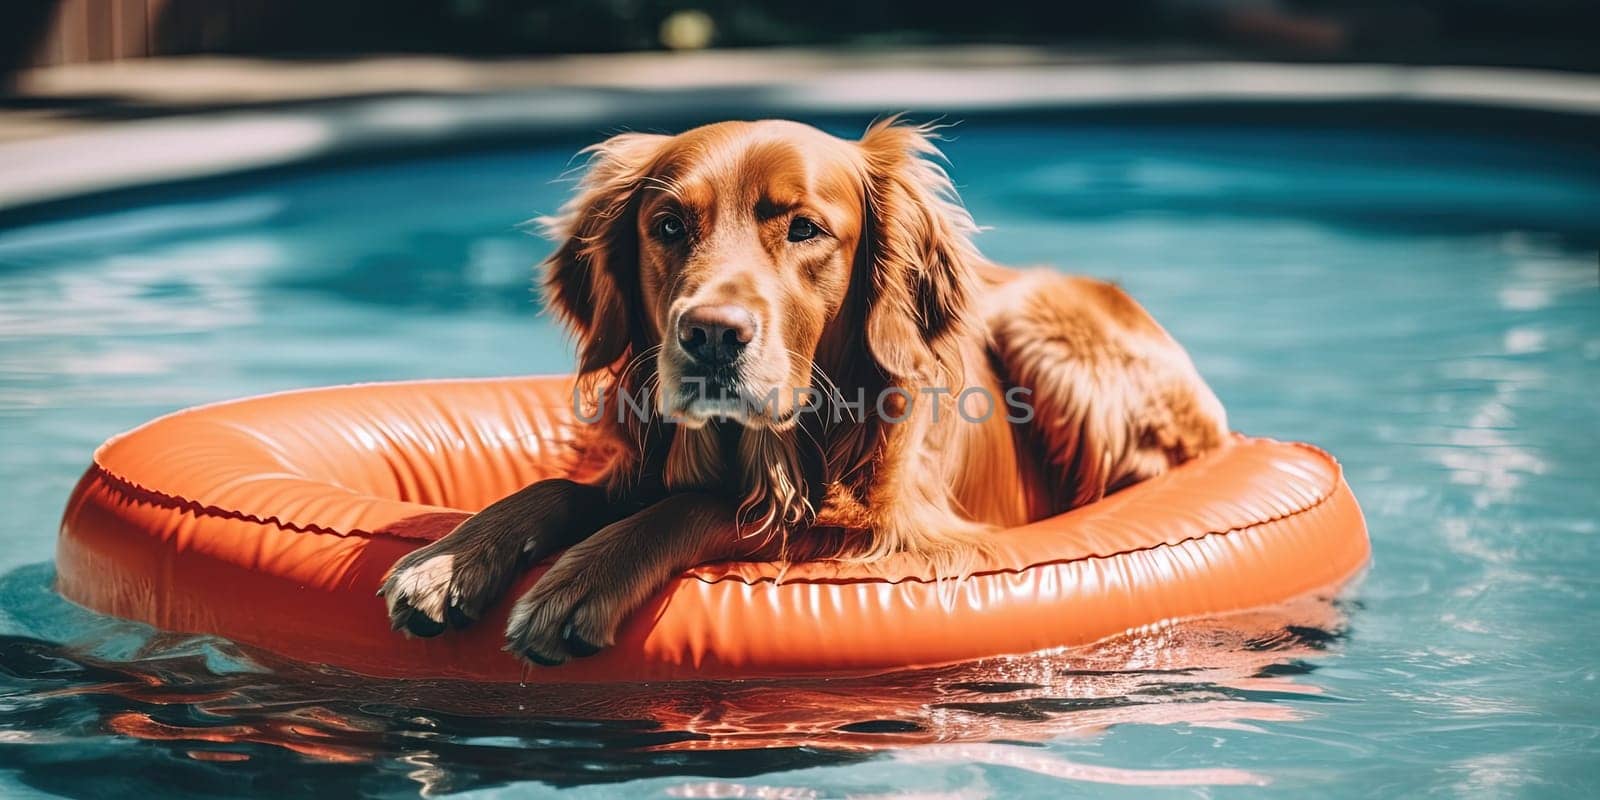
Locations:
379;478;626;637
985;271;1229;511
504;492;764;666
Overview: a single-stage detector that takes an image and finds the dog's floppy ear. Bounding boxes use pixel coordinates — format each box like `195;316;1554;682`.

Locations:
539;132;668;375
858;118;980;384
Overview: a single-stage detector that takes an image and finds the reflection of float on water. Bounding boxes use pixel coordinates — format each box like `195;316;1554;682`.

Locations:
48;590;1349;792
631;592;1347;752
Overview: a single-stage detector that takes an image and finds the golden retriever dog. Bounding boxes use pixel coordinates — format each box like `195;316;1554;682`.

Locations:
380;118;1228;666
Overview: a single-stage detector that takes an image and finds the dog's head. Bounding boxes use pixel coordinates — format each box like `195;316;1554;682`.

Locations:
543;118;979;437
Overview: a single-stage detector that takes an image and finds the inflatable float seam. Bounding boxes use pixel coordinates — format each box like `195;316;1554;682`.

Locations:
692;473;1346;589
84;446;1343;587
86;462;373;539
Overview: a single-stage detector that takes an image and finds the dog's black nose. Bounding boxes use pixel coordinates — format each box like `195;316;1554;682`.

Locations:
677;305;756;366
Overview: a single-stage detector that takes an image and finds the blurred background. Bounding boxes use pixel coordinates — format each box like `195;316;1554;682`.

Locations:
6;0;1600;80
6;0;1600;150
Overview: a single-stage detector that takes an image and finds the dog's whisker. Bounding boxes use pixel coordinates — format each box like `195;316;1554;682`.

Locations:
810;368;856;426
782;348;857;426
615;344;663;386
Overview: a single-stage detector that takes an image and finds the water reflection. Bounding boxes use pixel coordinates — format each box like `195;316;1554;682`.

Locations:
0;563;1350;796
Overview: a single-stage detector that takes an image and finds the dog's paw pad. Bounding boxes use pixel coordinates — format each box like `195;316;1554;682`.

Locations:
399;610;446;638
561;620;602;658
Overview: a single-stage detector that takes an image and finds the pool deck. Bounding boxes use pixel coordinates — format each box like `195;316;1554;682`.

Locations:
3;48;1599;213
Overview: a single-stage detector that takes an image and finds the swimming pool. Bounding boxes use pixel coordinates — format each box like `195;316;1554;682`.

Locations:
1;105;1597;797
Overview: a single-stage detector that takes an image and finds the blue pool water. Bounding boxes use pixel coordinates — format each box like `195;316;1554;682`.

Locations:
1;110;1598;797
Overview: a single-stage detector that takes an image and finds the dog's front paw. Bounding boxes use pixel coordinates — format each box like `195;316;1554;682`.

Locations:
503;553;629;666
379;539;518;638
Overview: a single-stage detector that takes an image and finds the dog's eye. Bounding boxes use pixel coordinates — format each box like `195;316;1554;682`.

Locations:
787;217;821;242
654;215;686;241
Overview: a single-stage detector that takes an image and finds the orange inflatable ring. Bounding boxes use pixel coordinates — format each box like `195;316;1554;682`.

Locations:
56;375;1369;682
